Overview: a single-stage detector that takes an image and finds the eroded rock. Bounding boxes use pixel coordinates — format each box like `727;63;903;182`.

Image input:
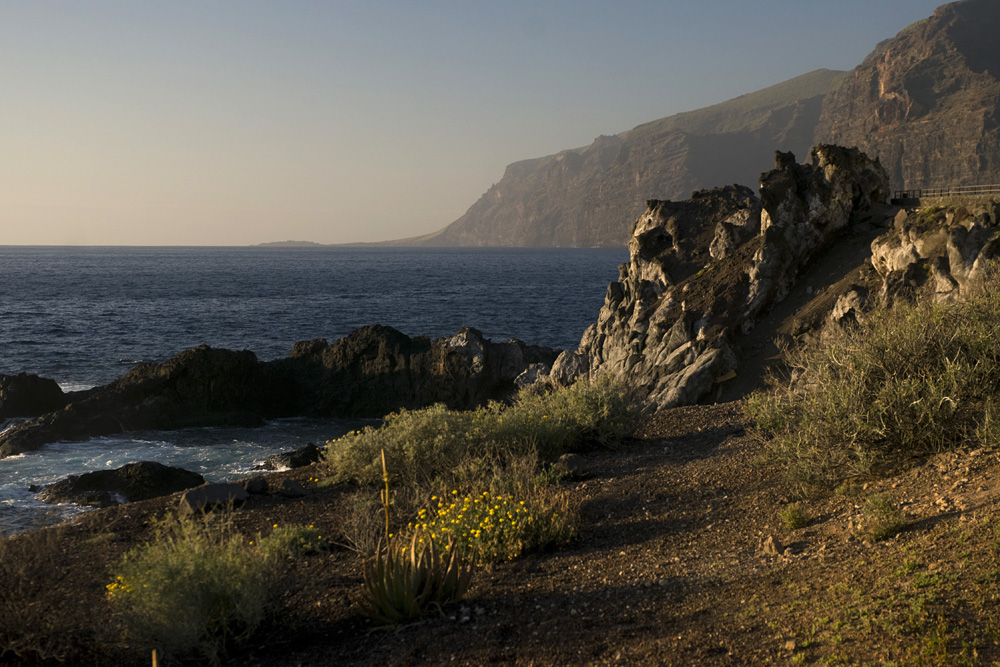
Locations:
38;461;205;508
0;373;68;419
550;145;889;410
0;327;558;458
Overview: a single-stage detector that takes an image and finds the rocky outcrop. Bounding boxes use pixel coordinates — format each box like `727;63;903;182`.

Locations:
37;461;205;508
0;373;68;419
259;443;323;471
870;201;1000;302
0;346;269;459
815;0;1000;191
266;325;555;418
551;145;889;409
0;326;556;458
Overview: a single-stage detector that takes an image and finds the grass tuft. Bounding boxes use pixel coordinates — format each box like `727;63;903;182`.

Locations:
106;512;280;665
778;502;810;531
322;377;633;561
860;494;907;542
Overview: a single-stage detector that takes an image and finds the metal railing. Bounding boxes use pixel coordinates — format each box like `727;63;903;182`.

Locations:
893;184;1000;200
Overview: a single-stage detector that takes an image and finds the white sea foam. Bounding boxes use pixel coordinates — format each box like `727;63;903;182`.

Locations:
58;382;96;393
0;417;368;536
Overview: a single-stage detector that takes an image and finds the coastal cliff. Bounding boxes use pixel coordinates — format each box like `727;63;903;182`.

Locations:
412;0;1000;248
814;0;1000;190
416;70;839;248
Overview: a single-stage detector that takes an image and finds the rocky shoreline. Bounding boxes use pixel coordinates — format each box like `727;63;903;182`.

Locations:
7;143;1000;527
0;325;558;459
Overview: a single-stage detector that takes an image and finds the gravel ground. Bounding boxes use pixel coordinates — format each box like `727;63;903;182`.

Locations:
4;401;1000;666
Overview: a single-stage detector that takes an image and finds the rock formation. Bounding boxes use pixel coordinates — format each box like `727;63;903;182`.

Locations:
259;443;323;471
546;145;890;409
38;461;205;508
0;373;68;419
0;326;556;458
869;201;1000;302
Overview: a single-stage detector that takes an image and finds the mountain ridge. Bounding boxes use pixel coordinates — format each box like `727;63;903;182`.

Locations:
407;69;842;248
399;0;1000;248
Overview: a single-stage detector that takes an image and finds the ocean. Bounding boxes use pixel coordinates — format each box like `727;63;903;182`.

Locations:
0;246;626;534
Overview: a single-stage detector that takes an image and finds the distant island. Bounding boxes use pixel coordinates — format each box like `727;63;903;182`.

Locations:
255;240;326;247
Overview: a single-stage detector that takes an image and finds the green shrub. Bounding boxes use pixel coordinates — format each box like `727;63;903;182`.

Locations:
326;403;487;488
255;523;327;560
106;513;278;665
778;502;810;531
324;376;635;489
747;279;1000;487
860;494;907;542
324;378;631;566
489;374;636;457
361;533;474;625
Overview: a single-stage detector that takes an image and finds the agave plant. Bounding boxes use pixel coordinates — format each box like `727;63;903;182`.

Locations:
361;533;474;624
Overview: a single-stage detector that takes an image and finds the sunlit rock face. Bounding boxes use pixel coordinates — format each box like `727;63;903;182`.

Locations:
870;202;1000;304
553;145;889;409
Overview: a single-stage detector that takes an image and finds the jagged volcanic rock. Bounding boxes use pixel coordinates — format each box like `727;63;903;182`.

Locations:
553;145;890;409
0;327;557;458
870;200;1000;302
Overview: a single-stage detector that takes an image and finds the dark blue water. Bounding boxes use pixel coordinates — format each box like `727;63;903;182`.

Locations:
0;246;625;534
0;246;625;389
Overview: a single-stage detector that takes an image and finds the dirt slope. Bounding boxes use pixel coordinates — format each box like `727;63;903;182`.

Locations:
6;401;999;666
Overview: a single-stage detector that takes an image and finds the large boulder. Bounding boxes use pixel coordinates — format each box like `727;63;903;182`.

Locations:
259;443;323;471
179;483;250;514
0;373;68;419
37;461;205;508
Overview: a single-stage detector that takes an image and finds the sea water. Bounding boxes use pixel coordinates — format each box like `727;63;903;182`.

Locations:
0;246;626;534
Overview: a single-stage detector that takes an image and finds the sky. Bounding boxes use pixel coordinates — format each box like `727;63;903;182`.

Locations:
1;1;947;246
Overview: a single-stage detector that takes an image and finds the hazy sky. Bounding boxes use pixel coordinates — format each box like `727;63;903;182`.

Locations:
2;1;946;246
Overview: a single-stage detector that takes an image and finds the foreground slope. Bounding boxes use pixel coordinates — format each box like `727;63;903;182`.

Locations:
6;402;999;665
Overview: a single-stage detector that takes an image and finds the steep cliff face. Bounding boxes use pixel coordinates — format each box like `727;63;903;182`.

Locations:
548;146;890;409
420;70;841;247
415;0;1000;248
815;0;1000;190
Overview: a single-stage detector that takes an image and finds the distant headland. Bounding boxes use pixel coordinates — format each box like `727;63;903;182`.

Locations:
255;240;325;247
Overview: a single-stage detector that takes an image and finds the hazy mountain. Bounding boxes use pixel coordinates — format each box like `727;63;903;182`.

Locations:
410;0;1000;247
412;70;841;247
